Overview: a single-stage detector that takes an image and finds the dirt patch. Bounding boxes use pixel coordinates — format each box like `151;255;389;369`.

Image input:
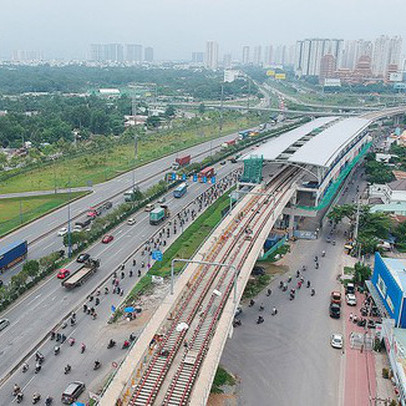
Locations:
208;392;238;406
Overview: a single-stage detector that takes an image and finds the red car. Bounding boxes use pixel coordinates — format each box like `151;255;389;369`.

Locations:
102;235;114;244
57;269;70;279
87;210;97;219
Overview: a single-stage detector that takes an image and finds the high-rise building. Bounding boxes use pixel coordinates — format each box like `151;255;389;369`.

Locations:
90;44;105;62
253;46;262;66
12;50;44;62
372;35;403;76
192;52;204;63
295;38;343;76
223;53;232;69
126;44;143;62
104;43;124;62
274;45;287;65
144;47;154;62
242;46;250;64
206;41;219;70
341;39;373;70
264;45;273;66
319;54;337;83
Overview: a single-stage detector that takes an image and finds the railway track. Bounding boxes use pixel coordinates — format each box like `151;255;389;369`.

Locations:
127;168;299;405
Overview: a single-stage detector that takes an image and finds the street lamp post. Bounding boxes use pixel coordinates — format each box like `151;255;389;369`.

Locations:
170;258;238;304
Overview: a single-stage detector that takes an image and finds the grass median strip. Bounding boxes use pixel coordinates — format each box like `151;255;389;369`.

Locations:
124;190;232;305
0;192;87;237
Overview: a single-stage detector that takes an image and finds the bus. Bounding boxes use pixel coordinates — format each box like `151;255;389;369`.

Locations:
198;167;215;182
173;183;188;198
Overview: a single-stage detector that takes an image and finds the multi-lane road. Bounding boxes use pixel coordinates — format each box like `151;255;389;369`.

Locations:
0;123;279;285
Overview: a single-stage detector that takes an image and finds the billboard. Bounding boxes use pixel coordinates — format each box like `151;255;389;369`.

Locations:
389;73;403;82
266;70;275;76
275;73;286;80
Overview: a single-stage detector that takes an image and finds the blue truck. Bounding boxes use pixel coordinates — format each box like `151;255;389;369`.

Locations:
0;240;28;272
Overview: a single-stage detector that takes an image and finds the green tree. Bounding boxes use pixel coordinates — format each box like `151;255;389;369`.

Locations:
22;260;40;279
164;105;176;119
353;262;372;286
146;115;161;129
327;204;356;224
198;103;206;115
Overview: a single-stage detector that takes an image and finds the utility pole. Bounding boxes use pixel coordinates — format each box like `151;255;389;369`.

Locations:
67;182;72;258
354;198;361;261
19;200;23;224
132;97;138;161
220;84;224;133
247;79;251;111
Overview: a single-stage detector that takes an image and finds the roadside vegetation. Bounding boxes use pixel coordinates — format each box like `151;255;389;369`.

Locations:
211;366;236;393
0;192;87;237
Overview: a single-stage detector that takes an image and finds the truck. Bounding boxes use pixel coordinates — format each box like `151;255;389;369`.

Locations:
238;130;251;140
149;205;170;225
0;240;28;272
87;201;113;217
74;218;92;229
221;139;237;149
198;166;215;182
172;155;191;170
61;258;100;289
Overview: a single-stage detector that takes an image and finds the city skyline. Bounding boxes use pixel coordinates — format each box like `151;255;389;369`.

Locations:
0;0;406;60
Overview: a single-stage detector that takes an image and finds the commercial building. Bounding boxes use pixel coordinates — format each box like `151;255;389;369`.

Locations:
264;45;273;66
223;53;232;69
319;54;336;84
206;41;219;70
90;43;124;62
371;253;406;328
126;44;143;63
12;50;44;62
369;180;406;205
295;38;343;76
341;39;373;70
242;46;250;65
144;47;154;62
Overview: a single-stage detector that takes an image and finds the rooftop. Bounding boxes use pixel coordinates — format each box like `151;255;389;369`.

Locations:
370;202;406;214
389;179;406;191
287;117;371;168
243;117;338;162
382;257;406;291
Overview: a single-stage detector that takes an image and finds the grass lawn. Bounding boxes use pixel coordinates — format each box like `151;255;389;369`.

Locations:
211;366;236;393
0;192;87;237
0;116;259;194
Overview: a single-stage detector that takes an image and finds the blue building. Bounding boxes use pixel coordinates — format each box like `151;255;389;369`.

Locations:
371;253;406;328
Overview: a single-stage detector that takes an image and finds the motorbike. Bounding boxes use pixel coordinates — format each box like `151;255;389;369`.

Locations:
321;251;326;257
35;351;44;364
16;392;24;403
233;319;242;327
32;392;41;404
122;341;130;349
259;305;264;311
64;365;71;375
256;316;264;324
45;396;53;405
81;344;86;353
22;363;29;373
248;299;255;307
107;340;116;349
54;346;60;355
50;331;56;340
311;289;315;296
34;363;41;374
94;361;101;370
13;385;21;397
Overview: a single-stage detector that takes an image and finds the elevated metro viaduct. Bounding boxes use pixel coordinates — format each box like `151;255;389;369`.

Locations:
98;107;406;406
241;108;406;235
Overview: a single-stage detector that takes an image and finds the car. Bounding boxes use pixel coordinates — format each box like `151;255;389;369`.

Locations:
57;227;68;237
346;293;357;306
329;303;341;319
157;197;166;204
230;158;238;164
76;253;90;263
220;161;227;166
330;291;342;305
0;318;10;331
72;225;82;233
346;282;355;295
330;333;344;349
87;210;97;218
57;269;71;279
102;234;114;244
145;203;155;212
61;381;86;404
127;218;136;225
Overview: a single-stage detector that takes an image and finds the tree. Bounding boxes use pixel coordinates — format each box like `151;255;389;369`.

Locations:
10;272;28;288
198;103;206;115
353;262;372;286
146;115;161;129
164;105;176;119
22;260;40;279
327;204;356;225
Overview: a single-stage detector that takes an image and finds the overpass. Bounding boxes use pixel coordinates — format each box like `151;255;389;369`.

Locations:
98;107;406;405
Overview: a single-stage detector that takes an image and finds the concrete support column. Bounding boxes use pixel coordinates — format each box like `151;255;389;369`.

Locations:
288;213;295;238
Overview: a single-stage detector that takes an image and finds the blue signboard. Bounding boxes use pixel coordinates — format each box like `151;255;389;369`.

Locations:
203;176;207;183
193;174;198;182
152;250;163;261
171;173;176;181
111;305;116;313
211;176;216;184
124;306;135;313
182;173;187;181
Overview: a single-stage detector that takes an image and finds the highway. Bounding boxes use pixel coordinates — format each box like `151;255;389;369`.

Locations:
0;159;244;399
0;123;278;285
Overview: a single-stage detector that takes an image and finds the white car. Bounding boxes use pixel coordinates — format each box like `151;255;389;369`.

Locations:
72;226;82;233
127;218;136;225
0;318;10;331
57;227;68;237
346;293;357;306
330;333;344;349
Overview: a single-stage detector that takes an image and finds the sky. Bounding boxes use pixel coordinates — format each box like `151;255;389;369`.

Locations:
0;0;405;60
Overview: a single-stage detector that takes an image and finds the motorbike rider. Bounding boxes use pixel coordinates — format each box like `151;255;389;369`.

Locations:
64;364;71;374
22;362;29;373
81;343;86;353
311;288;316;296
32;392;41;403
45;396;53;405
16;392;24;403
94;360;101;369
13;383;21;396
123;340;130;348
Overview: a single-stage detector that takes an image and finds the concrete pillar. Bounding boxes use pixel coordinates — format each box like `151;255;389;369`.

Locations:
288;213;295;238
